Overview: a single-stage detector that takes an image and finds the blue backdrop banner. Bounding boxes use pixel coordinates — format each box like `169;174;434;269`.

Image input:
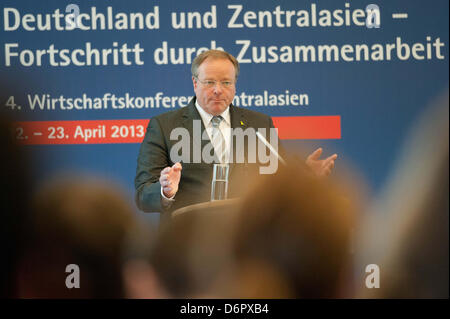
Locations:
1;0;448;214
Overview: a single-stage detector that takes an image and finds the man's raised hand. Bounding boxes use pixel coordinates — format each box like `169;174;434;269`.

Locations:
160;162;182;198
306;148;337;177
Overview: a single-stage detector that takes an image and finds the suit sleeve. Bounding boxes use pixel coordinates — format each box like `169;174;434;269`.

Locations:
135;117;170;213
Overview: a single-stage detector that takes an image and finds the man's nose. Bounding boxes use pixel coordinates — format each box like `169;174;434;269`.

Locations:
213;83;223;94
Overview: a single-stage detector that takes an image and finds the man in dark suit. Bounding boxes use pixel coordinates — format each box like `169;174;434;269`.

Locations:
135;50;337;216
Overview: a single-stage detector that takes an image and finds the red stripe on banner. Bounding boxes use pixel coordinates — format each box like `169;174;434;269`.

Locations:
13;116;340;145
273;116;341;140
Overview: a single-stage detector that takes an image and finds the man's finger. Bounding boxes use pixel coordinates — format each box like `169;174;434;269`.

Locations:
161;180;171;187
323;154;337;167
323;158;334;168
328;154;338;161
324;158;335;174
308;148;323;161
172;162;182;172
161;167;171;174
327;160;335;170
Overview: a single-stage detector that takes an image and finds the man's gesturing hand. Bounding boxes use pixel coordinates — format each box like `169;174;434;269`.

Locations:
306;148;338;177
160;162;182;198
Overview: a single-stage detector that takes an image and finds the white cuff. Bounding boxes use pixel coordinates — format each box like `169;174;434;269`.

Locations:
161;186;175;204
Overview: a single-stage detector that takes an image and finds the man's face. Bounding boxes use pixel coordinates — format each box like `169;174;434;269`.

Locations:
193;58;236;116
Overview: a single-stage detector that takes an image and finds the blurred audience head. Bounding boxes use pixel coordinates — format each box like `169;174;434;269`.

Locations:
147;202;239;298
17;176;140;298
213;159;356;298
143;157;357;298
0;115;32;298
357;91;449;298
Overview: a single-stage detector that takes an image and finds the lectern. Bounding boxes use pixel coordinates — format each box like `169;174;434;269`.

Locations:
171;198;242;219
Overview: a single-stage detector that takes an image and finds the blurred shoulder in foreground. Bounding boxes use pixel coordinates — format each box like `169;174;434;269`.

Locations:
357;91;449;298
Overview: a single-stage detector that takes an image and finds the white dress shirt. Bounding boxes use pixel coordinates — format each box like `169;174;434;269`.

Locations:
195;100;231;163
161;101;232;203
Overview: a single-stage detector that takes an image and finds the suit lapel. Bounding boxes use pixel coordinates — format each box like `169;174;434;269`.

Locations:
229;104;246;130
229;104;248;176
182;97;202;128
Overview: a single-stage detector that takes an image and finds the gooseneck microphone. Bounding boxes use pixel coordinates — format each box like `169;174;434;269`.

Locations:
255;131;287;166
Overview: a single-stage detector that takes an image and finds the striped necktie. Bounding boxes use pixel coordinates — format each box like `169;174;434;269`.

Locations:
210;116;226;163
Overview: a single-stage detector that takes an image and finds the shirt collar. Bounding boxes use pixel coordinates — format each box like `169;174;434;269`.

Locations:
195;100;230;126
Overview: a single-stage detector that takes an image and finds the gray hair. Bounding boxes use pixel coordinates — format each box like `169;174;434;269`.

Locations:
191;49;240;81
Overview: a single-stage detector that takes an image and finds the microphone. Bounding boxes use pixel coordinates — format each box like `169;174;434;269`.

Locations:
256;131;286;166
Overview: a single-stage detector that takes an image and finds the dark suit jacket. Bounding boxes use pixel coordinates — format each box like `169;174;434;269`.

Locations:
135;97;280;216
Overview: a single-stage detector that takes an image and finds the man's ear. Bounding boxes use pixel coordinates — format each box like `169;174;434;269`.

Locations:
192;76;197;90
